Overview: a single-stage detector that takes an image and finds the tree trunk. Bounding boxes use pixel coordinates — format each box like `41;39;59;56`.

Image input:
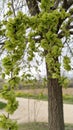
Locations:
47;77;65;130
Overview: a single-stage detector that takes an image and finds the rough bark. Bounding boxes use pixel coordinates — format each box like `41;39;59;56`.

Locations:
46;64;65;130
47;78;64;130
26;0;40;16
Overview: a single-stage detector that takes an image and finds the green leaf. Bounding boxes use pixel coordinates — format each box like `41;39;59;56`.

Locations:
63;56;71;71
2;73;5;79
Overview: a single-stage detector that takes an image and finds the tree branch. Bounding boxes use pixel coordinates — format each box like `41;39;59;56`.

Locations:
11;0;16;17
67;25;73;30
62;0;68;10
26;0;40;16
67;0;73;9
58;31;64;39
37;0;41;2
57;0;73;32
58;29;73;39
66;42;73;56
50;0;60;10
62;0;73;11
69;31;73;35
0;42;4;45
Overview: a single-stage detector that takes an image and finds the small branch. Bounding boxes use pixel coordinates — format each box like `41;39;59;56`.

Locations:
11;0;16;17
58;31;64;38
58;29;73;39
50;0;60;10
0;42;5;45
69;31;73;35
66;42;73;56
57;0;73;33
37;0;41;2
26;0;40;16
15;4;25;11
67;0;73;9
62;0;73;10
68;25;73;30
62;0;68;10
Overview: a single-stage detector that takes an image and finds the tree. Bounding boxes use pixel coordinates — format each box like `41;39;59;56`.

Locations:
0;0;73;130
25;1;73;130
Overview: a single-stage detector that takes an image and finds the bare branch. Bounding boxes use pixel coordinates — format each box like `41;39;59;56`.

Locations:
0;42;5;45
58;31;64;39
37;0;41;2
58;29;73;39
67;0;73;9
68;25;73;30
62;0;73;11
11;0;16;17
57;0;73;33
66;42;73;56
69;31;73;35
26;0;40;16
51;0;60;10
62;0;68;10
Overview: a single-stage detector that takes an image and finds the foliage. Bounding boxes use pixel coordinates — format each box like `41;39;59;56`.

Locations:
63;56;71;71
0;0;73;130
0;101;6;109
0;8;28;130
0;115;18;130
25;8;72;86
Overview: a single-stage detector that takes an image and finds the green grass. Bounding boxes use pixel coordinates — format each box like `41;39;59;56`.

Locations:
63;94;73;104
0;101;6;109
16;92;73;104
18;122;73;130
16;92;47;100
18;122;48;130
0;122;72;130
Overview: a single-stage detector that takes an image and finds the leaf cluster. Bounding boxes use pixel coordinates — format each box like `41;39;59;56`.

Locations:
0;115;18;130
63;56;71;71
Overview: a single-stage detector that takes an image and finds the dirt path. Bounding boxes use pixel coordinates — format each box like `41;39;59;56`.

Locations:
0;98;73;124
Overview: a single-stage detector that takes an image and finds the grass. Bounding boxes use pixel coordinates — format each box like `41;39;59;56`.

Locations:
18;122;73;130
16;92;47;100
63;94;73;104
16;91;73;104
0;101;6;109
0;122;73;130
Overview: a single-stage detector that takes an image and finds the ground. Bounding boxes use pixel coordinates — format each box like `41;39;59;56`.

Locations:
0;97;73;124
